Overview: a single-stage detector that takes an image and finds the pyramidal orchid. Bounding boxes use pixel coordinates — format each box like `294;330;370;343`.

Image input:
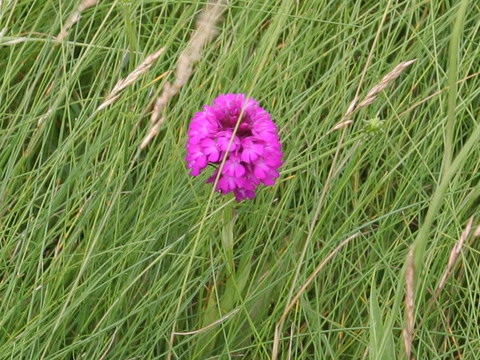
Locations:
186;93;283;201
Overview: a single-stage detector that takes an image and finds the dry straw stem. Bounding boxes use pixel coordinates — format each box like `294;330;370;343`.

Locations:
141;0;225;150
96;47;166;111
56;0;99;42
403;246;415;360
326;120;353;135
0;36;28;45
357;59;417;108
271;231;361;360
37;108;54;127
330;59;416;132
433;217;474;301
139;117;165;149
344;97;358;119
0;28;27;45
475;226;480;238
38;48;165;127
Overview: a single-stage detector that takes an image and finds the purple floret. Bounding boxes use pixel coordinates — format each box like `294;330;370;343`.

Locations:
186;93;283;201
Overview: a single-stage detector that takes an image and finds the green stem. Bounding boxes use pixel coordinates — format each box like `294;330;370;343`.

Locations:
443;0;470;175
413;120;480;280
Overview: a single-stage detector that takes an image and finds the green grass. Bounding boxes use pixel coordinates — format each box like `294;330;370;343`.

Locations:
1;0;480;359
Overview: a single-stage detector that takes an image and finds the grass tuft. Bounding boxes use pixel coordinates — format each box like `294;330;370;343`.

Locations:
1;1;480;359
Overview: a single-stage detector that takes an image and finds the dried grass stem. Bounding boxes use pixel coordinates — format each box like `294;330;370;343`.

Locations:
56;0;99;42
357;59;417;109
403;246;415;359
330;59;416;133
97;48;166;112
433;217;475;301
141;0;225;149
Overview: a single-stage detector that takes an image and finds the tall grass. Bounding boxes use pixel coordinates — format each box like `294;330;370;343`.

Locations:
1;1;480;359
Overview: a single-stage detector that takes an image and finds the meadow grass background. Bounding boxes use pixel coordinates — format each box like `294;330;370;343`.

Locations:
1;0;480;359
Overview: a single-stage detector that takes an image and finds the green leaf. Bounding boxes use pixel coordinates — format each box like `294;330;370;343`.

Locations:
370;274;395;360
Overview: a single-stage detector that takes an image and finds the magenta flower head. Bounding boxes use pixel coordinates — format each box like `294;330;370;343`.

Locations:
186;93;283;201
